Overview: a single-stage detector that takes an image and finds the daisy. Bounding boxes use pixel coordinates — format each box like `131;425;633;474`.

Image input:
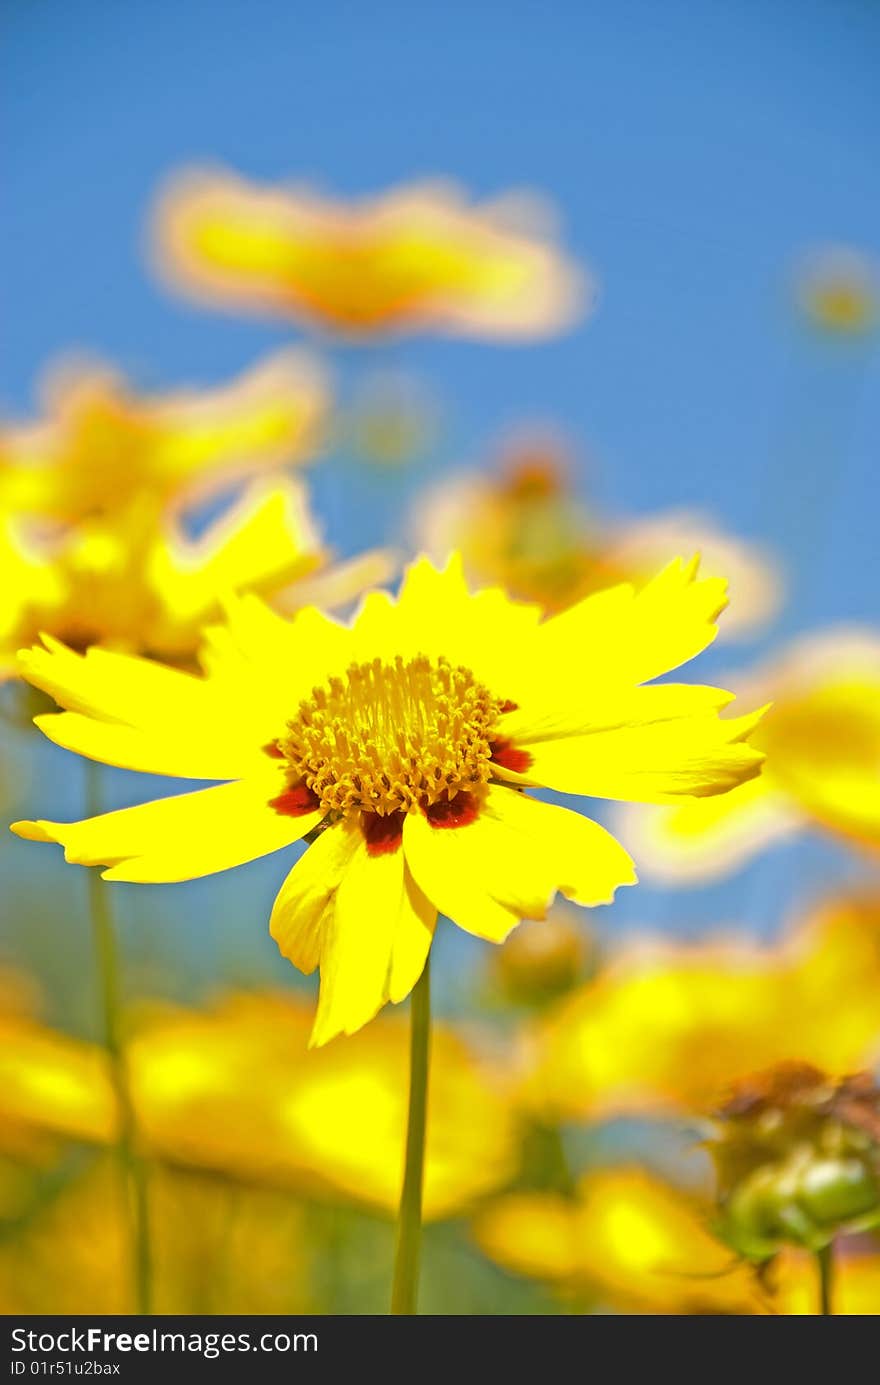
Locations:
12;553;763;1046
0;481;392;680
10;552;763;1313
151;171;590;340
0;349;328;524
617;629;880;883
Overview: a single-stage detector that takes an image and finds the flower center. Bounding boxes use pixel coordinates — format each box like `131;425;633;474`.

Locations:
279;654;504;817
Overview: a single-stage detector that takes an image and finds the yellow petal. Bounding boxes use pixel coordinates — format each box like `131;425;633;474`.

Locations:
198;593;353;729
148;480;324;640
498;705;767;803
269;821;361;974
402;800;532;942
390;553;543;702
11;774;321;883
606;510;783;642
402;784;631;941
534;555;728;688
19;637;266;779
485;786;637;906
615;774;802;883
311;835;436;1045
501;682;736;745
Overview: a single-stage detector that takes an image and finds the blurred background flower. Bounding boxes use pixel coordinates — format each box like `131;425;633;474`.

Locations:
413;434;781;636
0;350;329;522
152;172;591;341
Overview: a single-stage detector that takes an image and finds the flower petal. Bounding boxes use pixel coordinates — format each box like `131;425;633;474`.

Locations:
495;706;767;804
19;638;266;780
501;683;736;746
533;556;728;688
269;821;361;974
403;783;630;941
390;554;543;702
11;774;321;883
310;836;436;1046
485;786;637;906
615;776;803;883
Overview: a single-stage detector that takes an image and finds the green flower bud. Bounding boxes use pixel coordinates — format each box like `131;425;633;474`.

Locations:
709;1063;880;1261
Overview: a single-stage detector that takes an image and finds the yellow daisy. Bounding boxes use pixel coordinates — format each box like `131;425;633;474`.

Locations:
0;349;329;523
415;441;781;637
617;629;880;881
474;1167;767;1315
474;1166;880;1316
151;171;589;340
10;554;763;1046
0;990;517;1221
522;894;880;1123
0;481;392;680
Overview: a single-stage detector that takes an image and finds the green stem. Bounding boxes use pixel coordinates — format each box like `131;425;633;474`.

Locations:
817;1242;834;1316
390;953;431;1315
85;761;153;1315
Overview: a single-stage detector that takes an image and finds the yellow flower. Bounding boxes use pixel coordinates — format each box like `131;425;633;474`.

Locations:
152;171;589;340
415;442;780;637
523;894;880;1122
474;1168;766;1314
796;246;879;336
618;629;880;882
0;481;392;679
0;349;329;522
0;991;517;1220
10;554;763;1044
0;1162;310;1315
476;1167;880;1315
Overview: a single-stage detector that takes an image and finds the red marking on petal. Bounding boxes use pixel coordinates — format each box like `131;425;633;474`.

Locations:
269;784;320;817
426;792;479;829
490;739;533;774
362;811;405;856
262;740;285;759
499;700;519;714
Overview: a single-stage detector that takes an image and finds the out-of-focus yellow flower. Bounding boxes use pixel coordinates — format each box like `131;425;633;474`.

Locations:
0;350;329;523
0;1011;113;1146
0;993;518;1221
523;894;880;1122
476;1166;880;1315
474;1168;767;1314
12;555;764;1043
0;482;392;679
152;171;589;340
0;1161;310;1314
618;630;880;881
415;443;780;638
796;247;879;336
709;1064;880;1260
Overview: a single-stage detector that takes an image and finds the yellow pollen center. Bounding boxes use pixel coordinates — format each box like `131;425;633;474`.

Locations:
280;654;504;817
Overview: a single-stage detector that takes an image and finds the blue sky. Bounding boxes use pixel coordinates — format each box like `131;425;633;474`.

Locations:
3;0;879;1018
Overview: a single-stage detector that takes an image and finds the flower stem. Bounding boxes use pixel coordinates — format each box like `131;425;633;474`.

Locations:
390;952;432;1315
85;760;153;1315
817;1242;834;1316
